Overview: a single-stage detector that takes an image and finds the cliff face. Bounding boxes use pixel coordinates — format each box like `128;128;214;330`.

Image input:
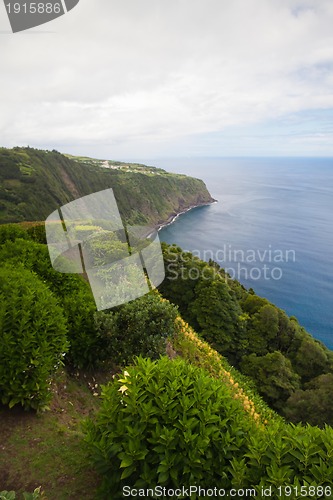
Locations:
0;147;215;226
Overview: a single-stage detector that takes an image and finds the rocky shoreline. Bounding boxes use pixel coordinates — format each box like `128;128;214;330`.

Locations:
156;199;217;233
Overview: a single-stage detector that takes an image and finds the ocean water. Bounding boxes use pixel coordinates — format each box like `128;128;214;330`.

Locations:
154;157;333;349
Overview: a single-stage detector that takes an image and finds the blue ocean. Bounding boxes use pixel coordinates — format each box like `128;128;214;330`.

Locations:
154;157;333;349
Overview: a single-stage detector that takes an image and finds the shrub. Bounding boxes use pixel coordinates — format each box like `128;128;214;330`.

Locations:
0;238;99;369
61;289;100;369
26;223;47;244
0;238;85;297
290;332;329;382
84;356;252;498
0;266;68;410
243;421;333;491
0;224;30;245
84;351;333;497
93;293;179;366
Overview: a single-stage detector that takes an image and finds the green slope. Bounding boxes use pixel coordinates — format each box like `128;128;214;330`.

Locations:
0;147;215;226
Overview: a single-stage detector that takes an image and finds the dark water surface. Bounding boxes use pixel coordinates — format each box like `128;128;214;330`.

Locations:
155;157;333;349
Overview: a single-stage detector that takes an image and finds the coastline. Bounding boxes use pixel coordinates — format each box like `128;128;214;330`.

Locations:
156;199;217;233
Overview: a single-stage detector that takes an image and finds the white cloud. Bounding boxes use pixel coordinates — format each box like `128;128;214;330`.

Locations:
1;0;333;157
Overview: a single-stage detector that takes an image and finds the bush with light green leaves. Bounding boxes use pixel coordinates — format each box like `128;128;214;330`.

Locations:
0;237;99;369
85;356;333;498
84;356;253;498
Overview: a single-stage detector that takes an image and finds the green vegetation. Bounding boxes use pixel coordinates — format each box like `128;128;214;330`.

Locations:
159;243;333;426
85;357;333;498
94;293;179;366
64;154;167;175
84;356;255;499
0;369;101;498
0;266;68;410
0;147;214;226
0;488;43;499
0;160;333;496
0;235;99;370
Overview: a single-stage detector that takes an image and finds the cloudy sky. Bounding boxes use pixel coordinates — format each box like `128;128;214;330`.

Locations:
1;0;333;160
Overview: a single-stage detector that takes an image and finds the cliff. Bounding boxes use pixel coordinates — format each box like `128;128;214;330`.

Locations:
0;147;215;227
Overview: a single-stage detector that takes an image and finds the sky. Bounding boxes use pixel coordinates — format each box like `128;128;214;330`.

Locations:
1;0;333;160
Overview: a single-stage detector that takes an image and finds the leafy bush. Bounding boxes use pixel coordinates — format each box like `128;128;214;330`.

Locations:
85;355;333;497
93;293;179;366
84;356;252;498
240;421;333;492
0;224;30;245
0;238;99;369
0;266;68;410
0;238;85;297
61;288;99;369
26;223;47;244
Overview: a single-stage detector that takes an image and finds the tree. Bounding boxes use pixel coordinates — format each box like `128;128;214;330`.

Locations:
240;294;268;315
284;374;333;427
158;244;203;327
240;351;300;411
291;334;329;382
245;304;280;356
190;277;242;361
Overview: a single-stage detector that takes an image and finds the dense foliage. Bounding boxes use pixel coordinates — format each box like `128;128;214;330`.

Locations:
0;235;99;369
0;266;68;410
84;356;254;498
159;245;243;363
85;356;333;499
0;147;213;225
94;293;179;366
2;152;333;497
159;243;333;426
0;223;30;244
1;224;332;425
0;227;178;373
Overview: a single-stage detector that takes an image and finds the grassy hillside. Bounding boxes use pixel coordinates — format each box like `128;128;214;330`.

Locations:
1;227;333;498
1;153;333;497
159;243;333;426
0;147;214;226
